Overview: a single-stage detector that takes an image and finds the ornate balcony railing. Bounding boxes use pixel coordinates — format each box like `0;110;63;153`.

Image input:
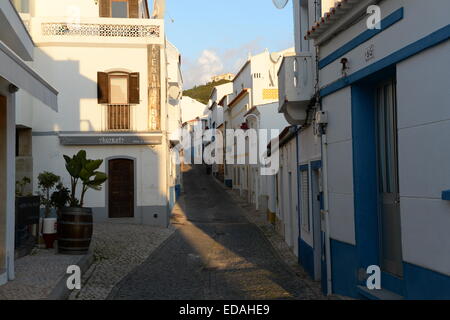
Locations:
41;22;160;38
30;17;164;45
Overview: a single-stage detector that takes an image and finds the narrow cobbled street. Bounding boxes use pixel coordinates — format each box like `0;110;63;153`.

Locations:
108;165;326;300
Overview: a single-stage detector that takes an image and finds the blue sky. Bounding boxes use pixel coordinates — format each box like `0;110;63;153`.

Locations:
157;0;294;89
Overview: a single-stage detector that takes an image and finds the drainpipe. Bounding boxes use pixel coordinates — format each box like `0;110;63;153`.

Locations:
312;0;332;293
321;130;332;295
315;53;333;296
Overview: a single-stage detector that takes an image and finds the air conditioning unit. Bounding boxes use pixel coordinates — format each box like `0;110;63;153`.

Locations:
278;53;314;125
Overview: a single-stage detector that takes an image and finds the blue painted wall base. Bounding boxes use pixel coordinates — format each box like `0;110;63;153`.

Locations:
330;239;450;299
298;238;315;280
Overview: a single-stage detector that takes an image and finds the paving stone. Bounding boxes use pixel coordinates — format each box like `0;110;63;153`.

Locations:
109;165;336;300
0;248;83;300
69;222;174;300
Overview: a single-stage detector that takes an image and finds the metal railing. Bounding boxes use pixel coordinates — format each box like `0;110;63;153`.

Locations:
107;104;133;131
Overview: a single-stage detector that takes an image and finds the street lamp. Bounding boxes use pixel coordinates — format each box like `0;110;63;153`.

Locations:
272;0;289;9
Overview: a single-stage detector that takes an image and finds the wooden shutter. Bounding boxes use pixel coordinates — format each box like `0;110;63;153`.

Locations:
98;72;109;104
99;0;111;17
129;0;139;18
128;73;140;104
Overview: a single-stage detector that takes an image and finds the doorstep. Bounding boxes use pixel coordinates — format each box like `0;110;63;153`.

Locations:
0;248;93;300
357;285;404;300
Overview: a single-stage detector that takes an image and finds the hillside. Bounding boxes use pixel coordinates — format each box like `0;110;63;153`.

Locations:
183;79;231;105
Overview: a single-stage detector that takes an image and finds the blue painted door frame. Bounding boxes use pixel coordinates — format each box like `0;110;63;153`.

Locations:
351;66;405;296
296;127;328;294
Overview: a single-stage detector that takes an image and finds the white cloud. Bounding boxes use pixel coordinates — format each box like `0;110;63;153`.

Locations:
183;50;224;89
182;39;264;90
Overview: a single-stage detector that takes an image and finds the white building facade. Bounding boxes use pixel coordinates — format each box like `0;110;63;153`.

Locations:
224;49;291;210
280;0;450;299
16;0;180;227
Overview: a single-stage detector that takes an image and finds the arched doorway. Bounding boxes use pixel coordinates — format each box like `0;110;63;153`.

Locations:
108;158;134;218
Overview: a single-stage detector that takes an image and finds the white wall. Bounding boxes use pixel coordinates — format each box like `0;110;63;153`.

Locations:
258;102;288;131
321;87;356;246
180;97;207;123
317;0;450;276
396;41;450;276
31;0;148;18
319;0;450;88
30;45;150;132
33;136;168;208
278;137;299;255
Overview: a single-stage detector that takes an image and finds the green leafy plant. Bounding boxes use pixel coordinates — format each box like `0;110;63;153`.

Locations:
38;172;61;218
16;177;31;197
50;182;70;214
63;150;108;207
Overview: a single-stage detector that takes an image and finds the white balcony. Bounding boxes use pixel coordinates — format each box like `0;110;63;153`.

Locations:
0;0;33;61
29;17;164;46
278;53;314;125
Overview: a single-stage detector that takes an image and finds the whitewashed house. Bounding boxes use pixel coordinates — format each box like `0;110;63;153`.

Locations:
1;0;58;286
226;48;291;209
180;117;208;166
311;0;450;300
274;0;326;291
179;97;208;166
15;0;180;227
269;126;299;255
219;92;234;188
207;82;233;178
279;0;450;299
180;96;208;124
166;41;183;210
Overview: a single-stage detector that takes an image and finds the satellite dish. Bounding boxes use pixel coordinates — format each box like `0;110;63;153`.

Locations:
168;85;181;100
272;0;289;9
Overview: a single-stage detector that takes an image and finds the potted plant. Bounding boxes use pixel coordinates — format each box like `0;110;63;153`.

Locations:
37;172;61;249
50;182;70;218
59;150;107;255
15;177;40;256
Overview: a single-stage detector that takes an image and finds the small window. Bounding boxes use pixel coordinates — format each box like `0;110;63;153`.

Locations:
110;75;128;104
111;0;129;18
100;72;138;131
97;71;139;105
300;167;310;232
108;74;129;130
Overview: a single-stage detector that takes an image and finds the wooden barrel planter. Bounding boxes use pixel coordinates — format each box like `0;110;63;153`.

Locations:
58;207;93;255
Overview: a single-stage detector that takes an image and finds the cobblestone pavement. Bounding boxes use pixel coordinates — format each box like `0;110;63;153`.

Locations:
69;222;174;300
109;165;331;300
0;248;82;300
214;179;341;300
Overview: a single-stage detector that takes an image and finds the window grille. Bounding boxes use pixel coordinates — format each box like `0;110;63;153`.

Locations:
108;104;130;131
300;169;310;232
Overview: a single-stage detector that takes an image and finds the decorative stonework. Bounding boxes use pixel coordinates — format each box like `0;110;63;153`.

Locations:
148;44;161;131
41;23;160;38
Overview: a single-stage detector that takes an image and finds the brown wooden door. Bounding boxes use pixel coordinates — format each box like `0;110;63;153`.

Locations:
108;159;134;218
